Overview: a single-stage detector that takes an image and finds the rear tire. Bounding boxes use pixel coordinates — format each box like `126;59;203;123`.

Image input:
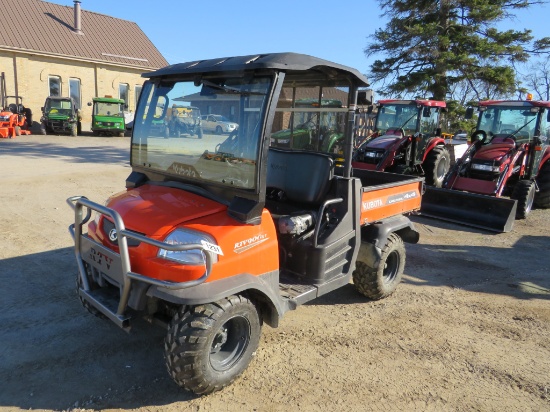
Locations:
535;161;550;208
215;125;223;135
511;179;536;219
165;295;261;395
352;233;405;300
423;145;450;187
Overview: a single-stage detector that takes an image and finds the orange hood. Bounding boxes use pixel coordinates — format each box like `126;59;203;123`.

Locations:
106;184;227;238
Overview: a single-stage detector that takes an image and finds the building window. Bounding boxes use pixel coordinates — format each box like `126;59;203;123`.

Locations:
49;76;61;97
69;78;81;109
135;85;142;109
119;83;129;107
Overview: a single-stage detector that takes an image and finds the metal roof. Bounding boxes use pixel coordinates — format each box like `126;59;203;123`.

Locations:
0;0;168;70
144;52;370;87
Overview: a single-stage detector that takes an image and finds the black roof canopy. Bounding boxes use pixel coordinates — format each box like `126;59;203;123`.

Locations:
143;52;369;87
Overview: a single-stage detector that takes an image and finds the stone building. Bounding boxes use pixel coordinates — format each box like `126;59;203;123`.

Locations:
0;0;168;131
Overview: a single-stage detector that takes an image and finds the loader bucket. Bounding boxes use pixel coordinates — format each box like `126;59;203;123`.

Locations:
420;186;517;233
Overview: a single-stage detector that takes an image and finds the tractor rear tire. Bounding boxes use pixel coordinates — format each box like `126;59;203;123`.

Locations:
535;162;550;208
423;145;450;187
165;295;261;395
352;233;405;300
511;179;536;219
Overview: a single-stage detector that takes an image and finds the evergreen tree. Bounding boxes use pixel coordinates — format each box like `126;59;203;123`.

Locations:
366;0;550;100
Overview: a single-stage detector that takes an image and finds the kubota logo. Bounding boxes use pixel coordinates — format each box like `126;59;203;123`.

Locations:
108;228;118;242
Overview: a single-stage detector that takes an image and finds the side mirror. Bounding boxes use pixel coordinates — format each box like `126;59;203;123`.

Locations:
124;104;129;110
465;107;474;120
87;102;92;107
435;127;442;136
40;106;44;112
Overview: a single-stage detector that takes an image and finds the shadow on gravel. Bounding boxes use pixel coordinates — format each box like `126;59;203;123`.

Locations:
309;232;550;307
0;138;129;165
0;248;195;411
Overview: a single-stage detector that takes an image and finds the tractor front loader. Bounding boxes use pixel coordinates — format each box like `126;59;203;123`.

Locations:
421;97;550;232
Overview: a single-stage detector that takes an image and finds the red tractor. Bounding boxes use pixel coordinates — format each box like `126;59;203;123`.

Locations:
352;99;450;187
0;96;32;138
422;97;550;232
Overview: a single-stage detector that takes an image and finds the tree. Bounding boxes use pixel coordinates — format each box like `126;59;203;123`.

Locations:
522;56;550;100
365;0;550;101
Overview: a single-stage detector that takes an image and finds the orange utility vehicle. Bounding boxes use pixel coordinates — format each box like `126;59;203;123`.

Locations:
0;96;32;138
67;53;423;395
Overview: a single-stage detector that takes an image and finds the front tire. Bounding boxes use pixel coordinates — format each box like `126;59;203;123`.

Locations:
40;122;47;135
511;179;536;219
423;145;450;187
353;233;405;300
165;295;261;395
70;123;77;137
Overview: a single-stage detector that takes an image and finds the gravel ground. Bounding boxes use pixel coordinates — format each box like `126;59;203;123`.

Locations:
1;134;549;412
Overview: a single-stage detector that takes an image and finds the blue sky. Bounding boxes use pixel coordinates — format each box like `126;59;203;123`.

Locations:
58;1;548;82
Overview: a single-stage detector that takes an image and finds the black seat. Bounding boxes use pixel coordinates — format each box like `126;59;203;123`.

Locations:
266;148;334;204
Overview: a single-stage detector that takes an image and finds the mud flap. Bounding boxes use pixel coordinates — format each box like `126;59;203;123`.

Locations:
420;186;517;233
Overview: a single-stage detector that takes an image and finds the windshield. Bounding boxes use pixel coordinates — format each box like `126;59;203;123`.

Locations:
94;102;124;117
478;105;538;140
45;99;72;114
375;104;419;134
131;76;273;190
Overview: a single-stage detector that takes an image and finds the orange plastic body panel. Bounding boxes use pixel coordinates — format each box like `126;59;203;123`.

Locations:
88;185;279;284
360;180;422;224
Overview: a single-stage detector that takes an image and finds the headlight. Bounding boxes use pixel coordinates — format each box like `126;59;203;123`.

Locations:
471;163;500;172
158;229;218;265
365;151;383;158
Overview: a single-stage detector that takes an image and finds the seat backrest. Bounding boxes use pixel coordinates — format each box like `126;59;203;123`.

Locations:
266;148;334;204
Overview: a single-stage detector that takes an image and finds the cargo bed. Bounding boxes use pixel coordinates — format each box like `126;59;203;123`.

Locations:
352;169;424;224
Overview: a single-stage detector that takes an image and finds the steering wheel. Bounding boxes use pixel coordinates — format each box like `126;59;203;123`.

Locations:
471;129;487;144
499;129;517;142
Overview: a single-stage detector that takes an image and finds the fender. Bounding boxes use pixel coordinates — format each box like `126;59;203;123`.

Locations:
146;271;287;327
357;215;419;268
421;137;446;162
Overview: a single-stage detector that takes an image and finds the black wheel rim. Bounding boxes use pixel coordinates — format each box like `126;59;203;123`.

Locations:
210;315;250;372
383;250;400;284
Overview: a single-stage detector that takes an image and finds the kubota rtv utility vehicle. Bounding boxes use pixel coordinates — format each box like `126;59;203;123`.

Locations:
421;97;550;232
67;53;423;395
353;99;451;187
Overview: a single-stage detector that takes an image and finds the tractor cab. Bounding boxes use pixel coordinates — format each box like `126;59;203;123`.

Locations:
353;99;449;186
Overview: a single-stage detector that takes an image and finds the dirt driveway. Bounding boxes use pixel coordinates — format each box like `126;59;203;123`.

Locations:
1;135;549;412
